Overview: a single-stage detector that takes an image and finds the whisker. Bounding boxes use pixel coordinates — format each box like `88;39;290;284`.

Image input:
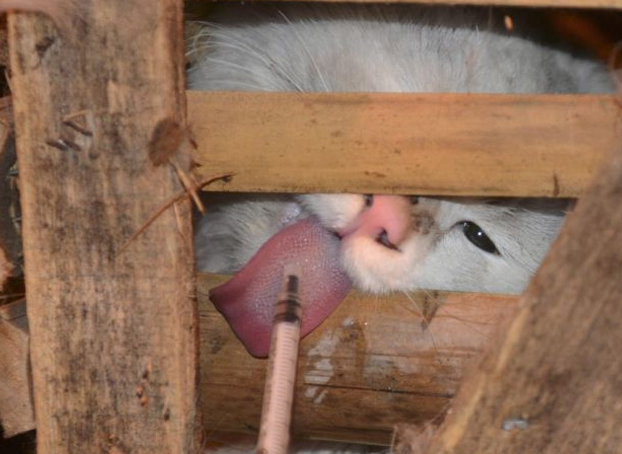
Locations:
401;291;439;353
401;290;425;319
198;79;274;92
276;9;329;92
204;38;305;92
214;29;304;91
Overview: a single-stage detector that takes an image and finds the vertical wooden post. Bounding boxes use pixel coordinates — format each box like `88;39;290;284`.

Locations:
421;143;622;453
8;1;200;453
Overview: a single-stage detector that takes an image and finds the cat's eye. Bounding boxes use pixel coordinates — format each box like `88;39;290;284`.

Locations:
461;221;499;255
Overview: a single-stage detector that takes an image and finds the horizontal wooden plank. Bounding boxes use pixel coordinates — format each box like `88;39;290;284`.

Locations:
189;91;619;198
211;0;622;10
198;273;518;445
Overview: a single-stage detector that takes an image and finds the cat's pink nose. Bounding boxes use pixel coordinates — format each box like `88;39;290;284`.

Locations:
338;195;411;250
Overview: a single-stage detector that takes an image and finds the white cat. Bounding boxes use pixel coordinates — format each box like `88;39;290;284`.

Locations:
189;2;611;347
188;4;611;452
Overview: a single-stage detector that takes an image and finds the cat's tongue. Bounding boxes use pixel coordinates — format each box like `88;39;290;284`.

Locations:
209;217;352;357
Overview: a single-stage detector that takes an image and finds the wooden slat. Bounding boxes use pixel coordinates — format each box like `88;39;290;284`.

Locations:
190;92;619;198
214;0;622;9
8;2;200;453
0;299;34;438
421;145;622;453
198;274;518;445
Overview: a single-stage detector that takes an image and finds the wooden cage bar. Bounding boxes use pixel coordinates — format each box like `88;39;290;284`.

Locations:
7;1;201;453
190;92;619;197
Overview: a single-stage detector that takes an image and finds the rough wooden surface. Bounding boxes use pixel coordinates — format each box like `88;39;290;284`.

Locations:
422;144;622;453
8;2;200;453
0;299;33;437
214;0;622;9
0;96;16;287
198;274;518;445
0;281;517;445
189;92;619;198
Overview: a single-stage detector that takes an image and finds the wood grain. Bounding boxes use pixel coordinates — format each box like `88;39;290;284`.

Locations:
189;91;619;198
422;144;622;453
198;274;518;445
8;2;200;453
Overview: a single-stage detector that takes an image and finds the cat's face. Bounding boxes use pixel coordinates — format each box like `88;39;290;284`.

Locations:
198;191;566;356
298;194;565;294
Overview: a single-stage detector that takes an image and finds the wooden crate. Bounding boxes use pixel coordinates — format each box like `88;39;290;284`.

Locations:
1;0;621;453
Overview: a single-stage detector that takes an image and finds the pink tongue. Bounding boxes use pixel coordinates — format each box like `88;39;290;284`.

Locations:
209;217;352;357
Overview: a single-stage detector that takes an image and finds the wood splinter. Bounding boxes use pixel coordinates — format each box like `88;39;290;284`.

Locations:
115;172;234;256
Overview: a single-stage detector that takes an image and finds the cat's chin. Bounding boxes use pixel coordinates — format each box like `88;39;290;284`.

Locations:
339;235;426;294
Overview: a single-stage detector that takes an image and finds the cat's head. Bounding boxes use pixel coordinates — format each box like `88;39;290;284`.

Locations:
298;194;567;294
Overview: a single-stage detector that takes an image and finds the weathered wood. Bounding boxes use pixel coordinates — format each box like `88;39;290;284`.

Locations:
8;2;200;453
198;274;518;445
0;299;34;437
210;0;622;9
421;143;622;453
189;92;619;198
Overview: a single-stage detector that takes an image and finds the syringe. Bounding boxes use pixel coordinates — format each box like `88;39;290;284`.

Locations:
256;272;303;454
